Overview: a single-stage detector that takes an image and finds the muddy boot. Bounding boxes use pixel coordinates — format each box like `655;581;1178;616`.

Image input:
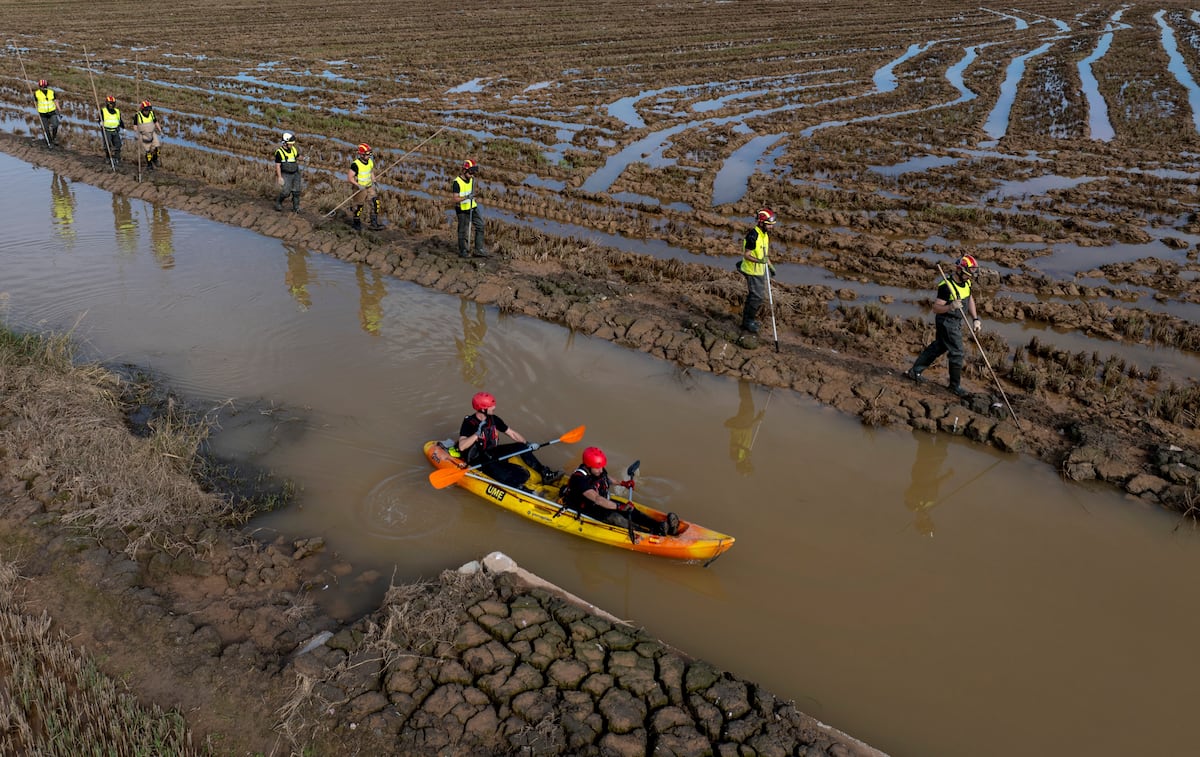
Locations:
274;195;284;212
948;364;968;397
151;148;160;168
353;206;363;230
368;198;383;229
292;195;300;213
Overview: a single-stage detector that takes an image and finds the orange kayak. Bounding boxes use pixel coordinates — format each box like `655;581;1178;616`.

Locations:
424;441;735;563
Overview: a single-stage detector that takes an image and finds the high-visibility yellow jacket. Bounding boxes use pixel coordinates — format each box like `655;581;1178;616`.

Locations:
35;88;56;114
102;106;122;130
738;227;769;277
352;157;374;187
453;176;476;211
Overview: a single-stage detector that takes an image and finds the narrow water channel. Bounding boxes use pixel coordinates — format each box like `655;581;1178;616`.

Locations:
2;152;1198;757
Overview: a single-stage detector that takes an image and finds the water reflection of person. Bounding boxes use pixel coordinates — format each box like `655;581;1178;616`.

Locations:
49;173;76;248
284;244;312;311
112;194;137;256
723;380;764;476
904;432;953;537
356;264;386;336
455;298;488;387
148;205;174;269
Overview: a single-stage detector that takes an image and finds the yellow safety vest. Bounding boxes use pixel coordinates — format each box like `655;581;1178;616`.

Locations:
276;144;298;166
36;88;56;114
135;109;156;125
940;277;972;303
102;107;121;130
454;176;476;211
352;157;374;187
738;227;769;277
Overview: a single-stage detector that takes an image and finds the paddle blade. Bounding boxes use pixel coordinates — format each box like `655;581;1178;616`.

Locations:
557;425;586;445
626;460;641;478
429;466;469;489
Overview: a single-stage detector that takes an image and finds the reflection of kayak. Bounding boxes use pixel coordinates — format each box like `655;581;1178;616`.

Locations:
424;441;735;562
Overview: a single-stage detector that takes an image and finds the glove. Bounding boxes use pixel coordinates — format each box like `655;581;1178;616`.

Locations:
617;501;633;512
528;442;540;450
616;480;634;488
972;318;982;333
948;299;964;311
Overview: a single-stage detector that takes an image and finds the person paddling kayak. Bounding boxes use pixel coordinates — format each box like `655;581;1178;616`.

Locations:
560;447;680;536
457;392;561;490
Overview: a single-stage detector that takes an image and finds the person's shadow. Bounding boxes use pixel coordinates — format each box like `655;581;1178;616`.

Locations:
904;431;953;537
456;299;488;387
724;380;765;476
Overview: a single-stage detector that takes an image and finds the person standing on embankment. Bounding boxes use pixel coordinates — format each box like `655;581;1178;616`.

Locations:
35;78;61;145
737;208;776;334
133;100;163;170
273;131;301;212
449;158;487;258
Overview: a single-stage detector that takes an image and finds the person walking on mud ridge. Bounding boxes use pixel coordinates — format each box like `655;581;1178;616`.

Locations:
99;95;124;164
904;255;983;398
738;208;777;333
34;79;61;146
133;100;163;170
273;132;302;212
347;143;382;230
450;158;487;258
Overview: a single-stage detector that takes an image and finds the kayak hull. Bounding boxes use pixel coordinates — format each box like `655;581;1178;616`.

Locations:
424;441;735;562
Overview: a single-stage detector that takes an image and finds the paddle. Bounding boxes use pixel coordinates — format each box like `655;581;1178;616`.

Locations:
428;425;584;489
620;460;640;544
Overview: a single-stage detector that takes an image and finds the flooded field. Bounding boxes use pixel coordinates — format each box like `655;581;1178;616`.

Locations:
4;1;1200;754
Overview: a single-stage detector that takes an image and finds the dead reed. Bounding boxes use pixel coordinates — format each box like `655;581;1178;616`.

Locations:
0;560;203;755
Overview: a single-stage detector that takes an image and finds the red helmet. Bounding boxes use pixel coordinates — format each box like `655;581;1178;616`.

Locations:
756;208;777;226
357;143;372;156
105;95;116;104
582;447;607;468
140;100;151;110
956;254;978;276
471;392;496;411
38;79;48;88
462;158;477;174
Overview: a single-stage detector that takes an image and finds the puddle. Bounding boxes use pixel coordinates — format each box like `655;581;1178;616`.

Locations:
984;174;1099;200
983;43;1053;140
869;155;960;177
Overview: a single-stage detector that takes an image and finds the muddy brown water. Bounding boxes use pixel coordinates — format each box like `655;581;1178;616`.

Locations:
3;152;1199;756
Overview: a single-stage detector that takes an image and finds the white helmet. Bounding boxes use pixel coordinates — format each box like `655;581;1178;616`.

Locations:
282;131;295;143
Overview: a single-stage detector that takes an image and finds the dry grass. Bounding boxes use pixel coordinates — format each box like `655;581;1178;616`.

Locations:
0;560;204;755
369;567;496;663
276;567;497;743
0;326;234;557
